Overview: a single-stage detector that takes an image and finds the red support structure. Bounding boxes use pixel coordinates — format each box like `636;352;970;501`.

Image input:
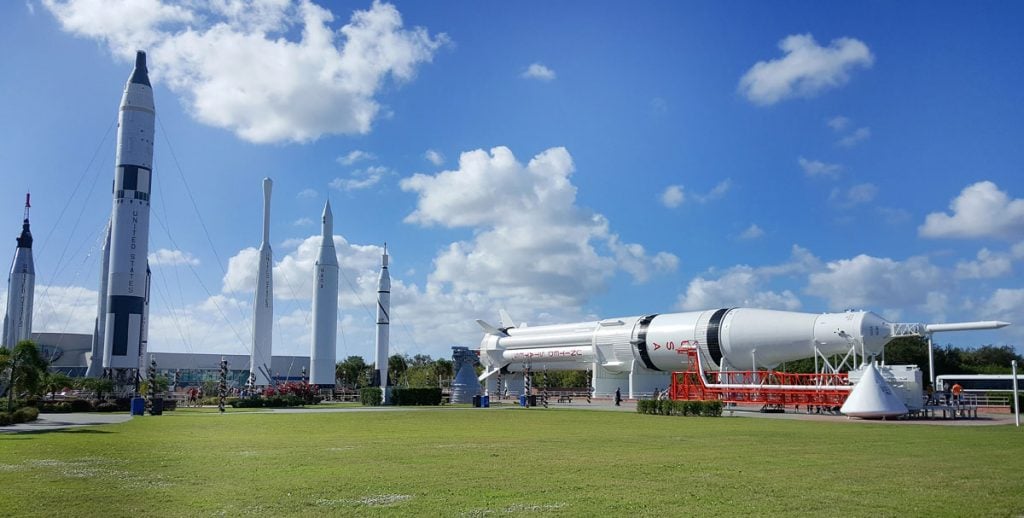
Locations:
669;348;851;408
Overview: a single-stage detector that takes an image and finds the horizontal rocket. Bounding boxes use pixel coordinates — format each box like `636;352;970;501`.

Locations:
477;308;1011;379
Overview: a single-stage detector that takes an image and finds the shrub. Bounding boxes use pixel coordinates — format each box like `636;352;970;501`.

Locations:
636;399;722;417
39;402;72;413
95;402;119;412
69;399;95;412
360;387;383;406
12;406;40;423
392;388;442;406
0;413;11;426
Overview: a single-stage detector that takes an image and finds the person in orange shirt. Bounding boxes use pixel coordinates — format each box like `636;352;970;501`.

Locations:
951;383;963;404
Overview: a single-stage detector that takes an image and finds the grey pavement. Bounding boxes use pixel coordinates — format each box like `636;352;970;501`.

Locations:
0;412;132;434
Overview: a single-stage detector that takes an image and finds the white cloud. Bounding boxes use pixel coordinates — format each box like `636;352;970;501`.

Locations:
424;149;444;166
798;156;842;179
739;224;765;240
837;127;871;148
329;165;389;191
26;1;36;15
677;246;817;311
28;285;99;336
954;248;1013;279
806;254;943;312
920;181;1024;240
338;150;376;165
293;217;314;227
827;115;849;132
297;188;318;199
44;0;448;144
522;63;555;81
149;248;200;266
400;146;676;307
661;185;684;208
829;183;878;207
738;34;873;105
660;180;731;208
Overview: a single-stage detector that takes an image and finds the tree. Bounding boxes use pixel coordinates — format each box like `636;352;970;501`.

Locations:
43;372;75;399
336;356;367;389
79;377;115;400
4;340;48;412
388;354;408;386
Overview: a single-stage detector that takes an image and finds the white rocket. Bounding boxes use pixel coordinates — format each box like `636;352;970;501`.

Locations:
3;193;35;348
478;308;1010;396
374;244;391;401
102;51;154;370
250;178;274;386
85;221;110;377
309;201;338;386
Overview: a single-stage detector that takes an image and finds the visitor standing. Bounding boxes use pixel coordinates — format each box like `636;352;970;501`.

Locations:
614;387;622;406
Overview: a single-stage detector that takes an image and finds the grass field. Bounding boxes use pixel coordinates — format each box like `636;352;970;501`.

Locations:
2;407;1022;516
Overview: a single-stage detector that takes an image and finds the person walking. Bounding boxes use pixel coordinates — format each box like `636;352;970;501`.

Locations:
614;387;622;406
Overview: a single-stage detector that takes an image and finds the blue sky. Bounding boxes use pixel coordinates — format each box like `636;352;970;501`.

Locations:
1;1;1022;361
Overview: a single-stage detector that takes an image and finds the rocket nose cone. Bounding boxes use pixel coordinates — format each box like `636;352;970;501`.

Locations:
131;50;151;86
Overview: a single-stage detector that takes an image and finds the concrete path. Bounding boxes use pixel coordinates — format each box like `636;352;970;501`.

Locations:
0;412;132;434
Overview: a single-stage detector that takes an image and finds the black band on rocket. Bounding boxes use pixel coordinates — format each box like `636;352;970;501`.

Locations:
634;314;660;371
705;308;730;366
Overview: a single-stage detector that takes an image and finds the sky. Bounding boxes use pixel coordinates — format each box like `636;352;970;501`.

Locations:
1;0;1023;363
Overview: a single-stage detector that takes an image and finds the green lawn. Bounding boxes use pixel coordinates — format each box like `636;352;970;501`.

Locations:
2;408;1022;516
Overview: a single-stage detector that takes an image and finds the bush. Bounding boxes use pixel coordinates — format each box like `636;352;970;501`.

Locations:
392;388;442;406
636;399;722;417
0;413;10;426
39;402;72;413
12;406;40;423
69;399;95;412
360;387;383;406
95;402;119;412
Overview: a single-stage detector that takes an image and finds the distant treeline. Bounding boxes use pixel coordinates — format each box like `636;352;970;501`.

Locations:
783;337;1023;380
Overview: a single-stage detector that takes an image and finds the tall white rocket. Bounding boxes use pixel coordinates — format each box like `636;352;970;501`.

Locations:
250;178;274;386
3;193;34;348
103;51;154;370
86;221;110;377
374;244;390;401
309;201;338;386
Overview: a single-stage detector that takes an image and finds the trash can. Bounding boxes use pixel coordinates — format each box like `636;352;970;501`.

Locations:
528;395;538;407
520;394;528;407
130;397;146;416
150;398;164;416
472;395;481;408
481;395;490;408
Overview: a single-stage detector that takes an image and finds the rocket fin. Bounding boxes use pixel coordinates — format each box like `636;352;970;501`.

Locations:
499;309;515;329
476;319;508;336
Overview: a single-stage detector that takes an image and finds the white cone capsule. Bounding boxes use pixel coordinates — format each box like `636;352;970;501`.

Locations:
309;201;338;386
103;51;154;370
374;245;390;401
3;194;35;348
250;178;274;386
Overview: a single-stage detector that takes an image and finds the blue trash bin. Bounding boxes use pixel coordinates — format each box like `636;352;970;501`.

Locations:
481;395;490;408
519;394;527;407
130;397;146;416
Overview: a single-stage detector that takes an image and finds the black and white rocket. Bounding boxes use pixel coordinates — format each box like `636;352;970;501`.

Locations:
102;51;154;370
374;244;390;402
309;201;338;387
3;194;35;348
250;178;274;386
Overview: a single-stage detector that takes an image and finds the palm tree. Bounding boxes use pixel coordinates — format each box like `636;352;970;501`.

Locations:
43;372;75;399
4;340;48;412
388;354;408;387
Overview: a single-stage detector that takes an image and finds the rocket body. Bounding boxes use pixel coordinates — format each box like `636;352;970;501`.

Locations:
480;308;896;377
3;196;34;348
86;222;111;376
374;246;390;401
103;51;154;369
309;201;338;386
250;178;274;386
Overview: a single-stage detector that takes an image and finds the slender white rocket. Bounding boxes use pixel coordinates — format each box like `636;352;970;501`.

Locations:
374;244;390;402
103;51;154;370
3;193;34;348
309;201;338;386
250;177;274;386
86;220;110;377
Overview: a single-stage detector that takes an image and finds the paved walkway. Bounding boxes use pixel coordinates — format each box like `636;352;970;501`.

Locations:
0;413;132;434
